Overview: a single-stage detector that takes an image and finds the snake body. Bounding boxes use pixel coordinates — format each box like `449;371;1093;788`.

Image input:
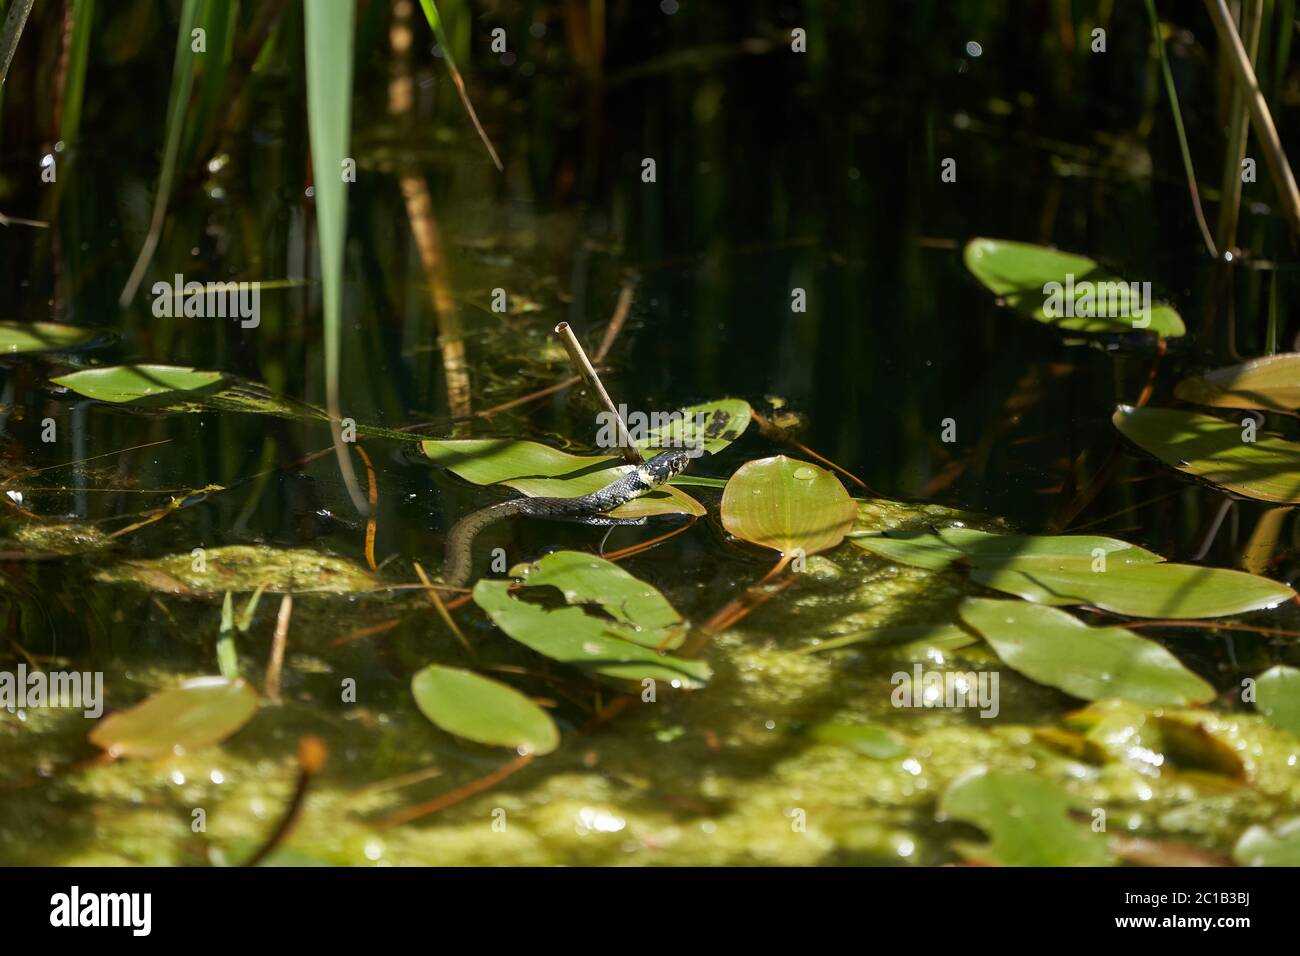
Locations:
442;448;692;587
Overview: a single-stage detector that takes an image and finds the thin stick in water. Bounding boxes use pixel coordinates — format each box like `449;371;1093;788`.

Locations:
554;322;644;464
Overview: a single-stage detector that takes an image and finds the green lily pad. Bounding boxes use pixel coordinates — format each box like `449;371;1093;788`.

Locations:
473;573;709;688
419;438;704;518
1114;404;1300;503
0;321;101;354
964;238;1185;337
850;530;966;570
1234;818;1300;866
89;676;259;759
960;598;1215;706
94;545;380;596
810;722;906;758
1175;354;1300;412
51;364;226;403
972;559;1294;619
411;665;559;755
720;456;857;557
853;528;1161;572
1255;665;1300;738
939;768;1116;866
510;551;686;649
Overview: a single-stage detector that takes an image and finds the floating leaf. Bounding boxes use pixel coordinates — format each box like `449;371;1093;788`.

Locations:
721;456;857;557
51;364;225;403
853;528;1160;572
474;569;709;687
972;559;1294;618
959;598;1215;705
850;530;965;570
1255;665;1300;738
798;622;976;655
419;438;704;518
810;722;906;758
939;768;1115;866
89;676;259;759
964;238;1185;337
411;665;559;755
511;551;686;649
1175;354;1300;412
1114;404;1300;503
95;545;380;596
638;398;751;455
0;321;101;354
1234;818;1300;866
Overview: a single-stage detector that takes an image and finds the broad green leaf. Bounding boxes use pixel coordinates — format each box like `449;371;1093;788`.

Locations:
411;665;559;755
972;559;1294;618
89;676;259;759
511;551;686;649
851;531;965;570
1114;404;1300;503
964;238;1185;337
95;545;380;596
52;364;225;403
1234;818;1300;866
1255;665;1300;737
810;722;906;758
1175;354;1300;412
939;768;1116;866
937;528;1163;565
721;456;857;557
474;578;709;688
959;598;1215;706
637;398;751;456
0;321;100;353
420;438;705;517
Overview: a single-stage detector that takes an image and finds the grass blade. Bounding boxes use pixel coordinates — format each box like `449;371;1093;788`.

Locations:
304;0;367;514
59;0;96;144
0;0;35;86
416;0;503;170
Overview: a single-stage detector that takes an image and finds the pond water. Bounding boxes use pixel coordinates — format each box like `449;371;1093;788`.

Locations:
1;1;1298;866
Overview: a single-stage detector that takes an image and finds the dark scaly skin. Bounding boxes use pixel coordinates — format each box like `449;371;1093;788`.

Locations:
442;449;692;587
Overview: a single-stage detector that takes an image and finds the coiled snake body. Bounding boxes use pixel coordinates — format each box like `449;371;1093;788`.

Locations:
442;448;692;587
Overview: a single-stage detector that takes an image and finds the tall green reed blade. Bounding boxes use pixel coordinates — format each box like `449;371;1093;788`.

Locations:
416;0;503;170
59;0;95;144
304;0;367;514
0;0;35;86
118;0;203;305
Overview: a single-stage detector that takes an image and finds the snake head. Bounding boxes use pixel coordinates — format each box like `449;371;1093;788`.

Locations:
643;448;692;484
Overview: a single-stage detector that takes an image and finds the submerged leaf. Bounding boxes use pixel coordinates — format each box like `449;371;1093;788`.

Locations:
964;238;1185;337
721;456;857;557
939;768;1115;866
1114;404;1300;503
810;722;906;758
411;665;559;755
95;545;380;596
89;676;258;759
959;598;1215;706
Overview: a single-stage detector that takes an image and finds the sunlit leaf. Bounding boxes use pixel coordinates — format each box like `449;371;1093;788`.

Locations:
939;768;1115;866
721;456;857;557
1255;665;1300;738
511;551;686;649
89;676;259;759
0;321;101;354
964;238;1185;337
419;438;705;517
959;598;1215;705
411;665;559;755
972;559;1294;619
638;398;751;456
1114;404;1300;503
1175;354;1300;412
51;364;225;403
